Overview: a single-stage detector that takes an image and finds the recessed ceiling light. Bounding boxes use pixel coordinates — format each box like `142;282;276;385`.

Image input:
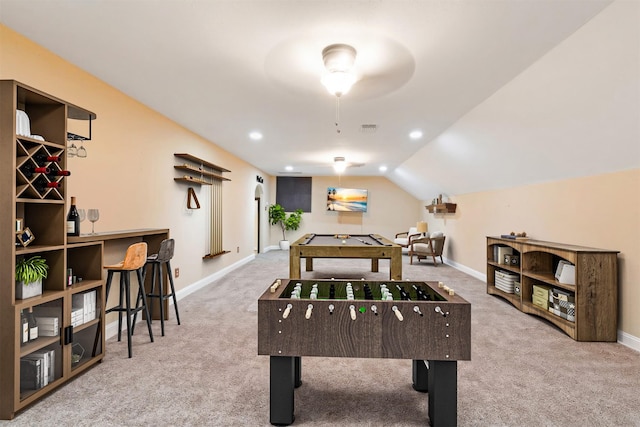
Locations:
409;130;423;140
379;165;388;172
284;165;293;172
249;131;263;140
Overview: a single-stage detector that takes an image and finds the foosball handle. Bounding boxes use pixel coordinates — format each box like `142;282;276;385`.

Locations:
283;303;293;319
305;304;313;319
392;305;404;321
349;305;357;321
270;279;282;293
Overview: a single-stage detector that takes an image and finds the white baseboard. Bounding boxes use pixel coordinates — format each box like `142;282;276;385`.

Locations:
618;330;640;352
105;253;256;340
263;245;280;252
443;256;486;282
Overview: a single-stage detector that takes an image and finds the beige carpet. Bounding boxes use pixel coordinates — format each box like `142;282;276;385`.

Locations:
3;251;639;426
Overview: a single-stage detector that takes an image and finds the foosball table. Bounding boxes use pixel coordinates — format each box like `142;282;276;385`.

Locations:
258;279;471;426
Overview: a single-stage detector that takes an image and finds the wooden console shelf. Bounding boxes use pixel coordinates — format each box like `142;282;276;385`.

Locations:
425;203;456;214
486;236;618;341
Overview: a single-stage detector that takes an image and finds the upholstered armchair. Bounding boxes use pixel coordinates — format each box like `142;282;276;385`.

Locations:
409;232;446;265
394;227;422;250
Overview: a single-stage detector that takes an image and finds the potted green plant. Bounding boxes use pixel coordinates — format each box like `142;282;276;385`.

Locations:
15;255;48;299
268;204;303;250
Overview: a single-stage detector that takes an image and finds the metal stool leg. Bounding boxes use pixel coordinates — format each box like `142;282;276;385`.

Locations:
166;260;180;325
158;262;166;336
124;271;133;358
131;265;148;335
137;268;154;344
117;273;125;342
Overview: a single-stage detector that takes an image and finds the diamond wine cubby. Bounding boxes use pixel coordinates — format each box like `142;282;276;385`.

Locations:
15;138;66;201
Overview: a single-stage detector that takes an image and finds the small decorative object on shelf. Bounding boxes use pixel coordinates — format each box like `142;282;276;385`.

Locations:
500;231;529;240
16;227;35;247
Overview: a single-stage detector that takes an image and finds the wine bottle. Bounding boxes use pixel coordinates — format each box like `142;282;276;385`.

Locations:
21;310;29;346
33;176;59;194
67;196;80;236
20;163;50;178
34;153;60;165
27;307;38;341
46;169;71;178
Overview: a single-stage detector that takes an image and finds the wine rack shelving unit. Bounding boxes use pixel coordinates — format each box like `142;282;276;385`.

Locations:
0;80;103;419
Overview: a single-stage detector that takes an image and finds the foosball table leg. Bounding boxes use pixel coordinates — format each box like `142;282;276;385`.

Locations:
270;356;295;426
427;360;457;427
294;356;302;388
412;359;429;392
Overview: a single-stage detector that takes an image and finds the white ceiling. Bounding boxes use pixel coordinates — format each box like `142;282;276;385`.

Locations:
0;0;614;184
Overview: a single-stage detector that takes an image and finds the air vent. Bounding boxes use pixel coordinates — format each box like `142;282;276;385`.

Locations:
360;124;377;133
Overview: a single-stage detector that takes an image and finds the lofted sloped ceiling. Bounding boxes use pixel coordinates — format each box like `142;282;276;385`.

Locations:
1;0;628;200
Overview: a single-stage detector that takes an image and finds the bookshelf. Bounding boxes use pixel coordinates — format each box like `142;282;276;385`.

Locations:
0;80;103;419
486;236;618;341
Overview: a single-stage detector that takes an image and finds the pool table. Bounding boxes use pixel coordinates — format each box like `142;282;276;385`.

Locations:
289;233;402;280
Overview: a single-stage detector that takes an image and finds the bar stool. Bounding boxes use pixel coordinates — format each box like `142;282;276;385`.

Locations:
134;238;180;336
104;242;154;358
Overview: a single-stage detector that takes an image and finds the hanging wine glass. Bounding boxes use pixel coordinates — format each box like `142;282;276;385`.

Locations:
77;145;87;158
67;143;78;157
78;209;86;235
87;209;100;235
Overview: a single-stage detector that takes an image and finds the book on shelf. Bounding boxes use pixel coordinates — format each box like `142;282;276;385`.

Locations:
20;358;43;390
22;348;55;389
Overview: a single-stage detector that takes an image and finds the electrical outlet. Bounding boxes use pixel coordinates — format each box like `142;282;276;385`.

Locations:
236;246;239;253
174;268;180;278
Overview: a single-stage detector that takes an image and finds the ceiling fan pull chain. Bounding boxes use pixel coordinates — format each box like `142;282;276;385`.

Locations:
335;96;341;134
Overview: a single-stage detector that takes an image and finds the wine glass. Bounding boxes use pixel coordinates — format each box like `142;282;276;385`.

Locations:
87;209;99;235
77;145;87;158
67;143;77;157
78;209;86;235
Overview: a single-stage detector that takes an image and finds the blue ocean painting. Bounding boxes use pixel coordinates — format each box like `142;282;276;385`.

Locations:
327;187;368;212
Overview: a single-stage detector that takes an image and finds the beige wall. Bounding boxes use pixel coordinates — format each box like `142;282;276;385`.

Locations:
1;24;272;290
268;175;423;245
424;168;640;338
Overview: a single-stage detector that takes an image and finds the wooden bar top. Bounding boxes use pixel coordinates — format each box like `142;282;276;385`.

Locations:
68;228;170;244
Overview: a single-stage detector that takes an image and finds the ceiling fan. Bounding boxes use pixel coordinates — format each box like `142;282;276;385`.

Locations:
331;156;365;173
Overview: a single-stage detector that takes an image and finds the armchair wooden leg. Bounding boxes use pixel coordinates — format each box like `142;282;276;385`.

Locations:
432;254;438;266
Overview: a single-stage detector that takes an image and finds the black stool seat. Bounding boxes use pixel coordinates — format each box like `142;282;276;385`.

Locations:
104;242;154;358
134;238;180;336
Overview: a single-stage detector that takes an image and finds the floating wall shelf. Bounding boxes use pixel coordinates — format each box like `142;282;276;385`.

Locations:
425;203;457;214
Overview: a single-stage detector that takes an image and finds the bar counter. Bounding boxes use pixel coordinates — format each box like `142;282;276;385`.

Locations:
69;228;171;320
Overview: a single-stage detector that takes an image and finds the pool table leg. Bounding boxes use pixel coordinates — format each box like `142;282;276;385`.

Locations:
305;257;313;272
290;250;301;279
371;258;379;272
390;250;402;280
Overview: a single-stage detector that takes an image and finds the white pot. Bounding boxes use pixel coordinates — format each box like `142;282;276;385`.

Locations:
16;278;43;300
279;240;290;251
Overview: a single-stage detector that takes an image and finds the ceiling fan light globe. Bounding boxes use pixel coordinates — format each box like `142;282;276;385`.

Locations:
333;160;347;173
321;71;357;97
